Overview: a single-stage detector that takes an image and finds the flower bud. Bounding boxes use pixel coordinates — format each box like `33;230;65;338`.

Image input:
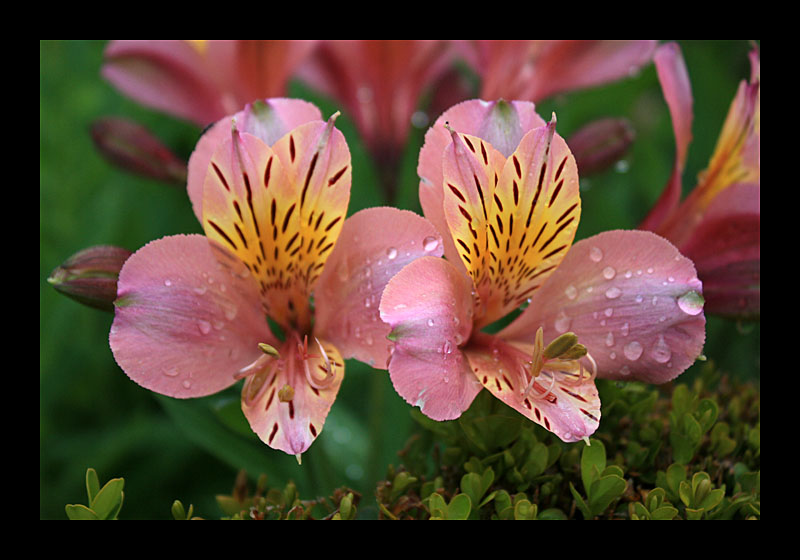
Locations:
90;116;187;184
568;118;635;176
48;245;132;312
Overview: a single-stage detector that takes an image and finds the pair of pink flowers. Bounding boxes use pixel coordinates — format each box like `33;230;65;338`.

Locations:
110;93;707;457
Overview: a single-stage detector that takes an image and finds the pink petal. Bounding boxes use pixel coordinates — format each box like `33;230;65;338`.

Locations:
463;333;600;443
102;40;230;126
241;338;344;456
640;42;694;232
418;99;545;274
500;230;706;384
313;207;444;367
679;183;759;319
110;234;275;398
379;257;481;420
186;98;322;223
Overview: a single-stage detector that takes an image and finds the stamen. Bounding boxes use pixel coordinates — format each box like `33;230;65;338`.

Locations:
302;337;336;390
234;341;282;380
533;371;557;401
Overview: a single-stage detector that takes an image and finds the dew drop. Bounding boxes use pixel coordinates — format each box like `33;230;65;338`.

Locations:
605;287;622;299
336;261;350;282
164;367;179;377
427;318;435;327
623;341;643;361
635;295;643;304
182;379;192;389
386;247;398;260
624;270;632;279
621;322;630;336
365;334;374;346
677;290;704;316
565;285;578;300
646;267;654;274
604;307;613;317
197;320;212;335
423;236;439;252
650;335;672;363
620;366;631;377
589;247;603;262
554;310;571;333
164;279;172;287
193;286;207;295
605;332;615;347
602;266;616;280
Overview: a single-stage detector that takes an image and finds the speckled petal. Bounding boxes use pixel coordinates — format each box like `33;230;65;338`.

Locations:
110;234;274;398
379;256;481;420
314;207;444;368
501;230;706;384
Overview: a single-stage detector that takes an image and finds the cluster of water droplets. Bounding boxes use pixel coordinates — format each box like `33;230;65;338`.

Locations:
554;246;704;377
157;262;250;391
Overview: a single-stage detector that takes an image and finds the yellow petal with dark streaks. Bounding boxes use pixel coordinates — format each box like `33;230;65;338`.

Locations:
480;117;581;326
271;114;352;297
441;127;506;302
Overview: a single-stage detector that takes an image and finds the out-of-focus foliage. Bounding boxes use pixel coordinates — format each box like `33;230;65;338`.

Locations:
41;40;758;519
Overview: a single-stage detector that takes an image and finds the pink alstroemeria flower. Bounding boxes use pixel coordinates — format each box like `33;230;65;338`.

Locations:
640;43;760;319
379;99;706;442
109;99;443;458
102;40;317;126
296;40;455;200
456;40;658;102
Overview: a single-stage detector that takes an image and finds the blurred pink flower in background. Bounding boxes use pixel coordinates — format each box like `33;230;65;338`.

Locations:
640;43;760;320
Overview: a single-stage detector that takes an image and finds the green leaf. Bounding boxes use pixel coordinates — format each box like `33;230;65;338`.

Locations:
460;468;494;507
569;482;593;519
537;508;567;520
588;475;627;516
65;504;99;520
513;499;537;520
650;506;679;520
695;398;719;433
427;493;447;519
447;494;472;520
90;478;125;520
581;438;606;493
85;468;100;503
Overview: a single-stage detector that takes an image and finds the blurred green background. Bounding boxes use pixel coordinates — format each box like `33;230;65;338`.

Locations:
40;40;759;519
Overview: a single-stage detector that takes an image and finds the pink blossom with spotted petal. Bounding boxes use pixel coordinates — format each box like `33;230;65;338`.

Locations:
109;99;443;458
380;99;706;443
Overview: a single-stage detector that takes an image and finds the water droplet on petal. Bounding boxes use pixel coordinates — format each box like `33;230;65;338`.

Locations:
164;367;179;377
650;335;672;363
554;310;571;333
565;285;578;300
197;320;212;335
677;290;704;316
603;266;616;280
182;379;192;389
427;318;435;327
337;260;350;282
604;307;613;317
621;322;630;336
605;332;615;347
193;286;207;295
589;247;603;262
164;279;172;287
605;287;622;299
386;247;398;260
423;236;439;252
623;341;643;361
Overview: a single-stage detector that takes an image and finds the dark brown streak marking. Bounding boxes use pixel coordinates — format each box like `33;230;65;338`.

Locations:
557;203;578;224
309;423;318;437
480;141;488;165
289;135;296;162
495;215;504;235
513;155;522;179
301;153;318;208
532;222;547;248
282;203;296;234
457;238;471;254
234;223;248;249
270;199;277;225
328;166;348;187
448;183;466;203
560;386;587;402
580;408;599;422
458;205;472;222
314;211;325;231
493;193;504;212
513;180;519;205
474;174;487;220
488;224;500;248
288;400;295;419
263;156;273;188
539;217;574;252
548;178;564;208
554;156;568;182
233;200;243;221
207;220;238;251
268;422;279;444
542;245;567;260
463;135;475;152
212;162;230;191
285;232;299;252
324;215;342;232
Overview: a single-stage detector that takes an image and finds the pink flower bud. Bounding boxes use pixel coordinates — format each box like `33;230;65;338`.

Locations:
90;117;187;184
48;245;132;312
568;118;634;176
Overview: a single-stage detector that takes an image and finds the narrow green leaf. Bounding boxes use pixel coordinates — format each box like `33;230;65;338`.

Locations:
65;504;99;520
85;468;100;503
569;482;593;519
90;478;125;520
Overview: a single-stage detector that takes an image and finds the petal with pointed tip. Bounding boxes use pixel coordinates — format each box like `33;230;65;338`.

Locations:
379;257;480;420
501;230;706;384
314;207;444;367
463;333;600;442
242;338;344;455
187;99;321;223
110;234;274;398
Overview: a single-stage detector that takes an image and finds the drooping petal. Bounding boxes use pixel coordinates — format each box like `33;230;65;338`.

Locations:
110;234;274;398
102;40;232;126
482;118;581;325
679;182;760;319
418;100;546;274
314;207;444;367
241;337;344;455
463;333;600;443
186;99;322;223
501;230;706;384
379;257;481;421
640;42;694;232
